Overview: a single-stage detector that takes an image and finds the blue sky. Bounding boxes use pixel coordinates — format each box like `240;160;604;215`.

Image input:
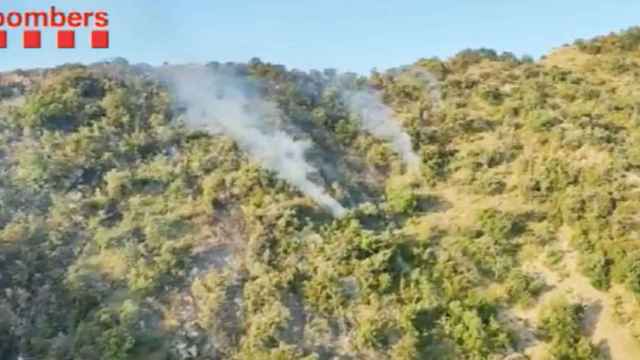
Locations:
1;0;639;73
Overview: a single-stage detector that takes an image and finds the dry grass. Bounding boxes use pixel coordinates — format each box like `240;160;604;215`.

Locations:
84;249;129;280
540;47;593;70
510;226;640;359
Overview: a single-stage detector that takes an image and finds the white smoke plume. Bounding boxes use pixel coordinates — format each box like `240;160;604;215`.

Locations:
343;89;421;172
407;67;442;111
161;65;346;217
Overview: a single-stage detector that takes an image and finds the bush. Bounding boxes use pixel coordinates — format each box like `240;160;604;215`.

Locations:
579;252;611;290
477;208;523;240
504;270;545;306
473;175;506;195
537;297;598;360
385;182;418;215
440;301;511;358
623;251;640;295
191;271;227;329
527;110;560;132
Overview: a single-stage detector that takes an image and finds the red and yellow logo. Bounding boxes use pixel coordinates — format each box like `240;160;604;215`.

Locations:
0;6;109;49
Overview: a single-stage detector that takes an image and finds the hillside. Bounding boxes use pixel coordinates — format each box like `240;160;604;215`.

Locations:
3;28;640;360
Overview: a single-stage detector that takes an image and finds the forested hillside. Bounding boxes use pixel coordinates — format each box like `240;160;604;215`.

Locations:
3;28;640;360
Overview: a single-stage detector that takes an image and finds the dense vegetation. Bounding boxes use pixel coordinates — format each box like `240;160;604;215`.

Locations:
3;27;640;359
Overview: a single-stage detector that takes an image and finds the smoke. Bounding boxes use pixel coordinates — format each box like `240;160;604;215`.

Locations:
342;89;421;172
161;65;346;217
408;67;442;111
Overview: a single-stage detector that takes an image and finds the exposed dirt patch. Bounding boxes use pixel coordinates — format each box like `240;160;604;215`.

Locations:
511;226;640;359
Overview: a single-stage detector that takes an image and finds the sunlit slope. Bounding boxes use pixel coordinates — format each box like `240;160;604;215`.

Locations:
2;28;640;360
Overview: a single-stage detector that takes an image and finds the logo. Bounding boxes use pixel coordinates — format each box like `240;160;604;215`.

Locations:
0;6;109;49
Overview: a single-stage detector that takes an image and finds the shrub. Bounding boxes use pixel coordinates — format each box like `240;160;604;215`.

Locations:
537;297;598;360
191;271;227;329
385;180;419;215
579;252;611;290
504;270;545;306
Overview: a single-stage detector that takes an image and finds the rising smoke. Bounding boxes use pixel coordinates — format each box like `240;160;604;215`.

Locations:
161;65;347;217
342;89;421;172
406;67;442;111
